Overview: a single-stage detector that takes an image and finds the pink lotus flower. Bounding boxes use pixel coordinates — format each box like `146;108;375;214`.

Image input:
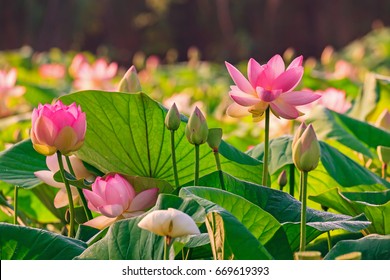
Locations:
0;68;26;117
83;174;159;229
39;63;66;79
71;55;118;90
225;55;320;120
316;88;351;113
31;100;86;156
34;154;94;208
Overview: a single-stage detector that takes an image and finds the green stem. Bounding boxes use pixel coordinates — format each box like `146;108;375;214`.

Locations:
289;164;295;197
299;171;308;252
262;107;270;187
65;156;93;221
57;151;75;238
164;236;172;260
13;186;19;225
170;130;180;189
382;163;387;180
327;231;332;252
213;150;225;191
194;144;200;186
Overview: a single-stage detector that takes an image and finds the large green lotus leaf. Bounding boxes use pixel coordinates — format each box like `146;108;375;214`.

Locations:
76;194;205;260
186;171;371;251
180;186;291;259
0;139;47;188
0;223;86;260
307;106;390;158
247;136;389;197
310;188;390;234
324;234;390;260
179;187;273;260
60;91;262;185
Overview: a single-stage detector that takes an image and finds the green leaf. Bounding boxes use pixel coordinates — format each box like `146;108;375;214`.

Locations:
0;223;86;260
76;194;205;260
0;139;47;188
307;106;390;158
60;91;263;186
180;186;289;259
190;171;371;252
247;136;389;193
310;188;390;234
324;234;390;260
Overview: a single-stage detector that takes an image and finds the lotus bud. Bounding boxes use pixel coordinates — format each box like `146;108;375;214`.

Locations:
31;100;86;156
185;107;208;145
277;170;287;189
165;103;181;131
207;128;223;152
292;124;320;172
292;122;307;150
375;109;390;131
377;145;390;164
118;65;142;93
138;208;200;238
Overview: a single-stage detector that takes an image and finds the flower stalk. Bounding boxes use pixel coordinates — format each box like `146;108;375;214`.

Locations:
194;144;200;185
299;170;308;251
57;151;75;237
65;156;93;220
207;128;225;190
171;130;180;189
13;186;19;225
262;107;270;187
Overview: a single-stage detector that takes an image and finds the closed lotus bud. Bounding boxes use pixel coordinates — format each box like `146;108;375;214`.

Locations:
377;145;390;164
207;128;223;151
375;109;390;131
292;124;320;172
165;103;181;131
138;208;200;238
31;100;86;156
292;122;307;150
185;107;208;145
118;65;142;93
278;170;287;188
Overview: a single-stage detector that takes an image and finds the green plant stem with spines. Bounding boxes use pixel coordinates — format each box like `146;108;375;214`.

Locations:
213;149;225;191
194;144;200;186
65;156;93;221
13;186;19;225
327;231;332;252
170;130;180;189
57;151;75;238
164;236;172;260
262;107;270;187
299;170;308;252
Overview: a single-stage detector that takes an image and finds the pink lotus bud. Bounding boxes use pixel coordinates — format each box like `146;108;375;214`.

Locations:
277;170;287;188
185;107;208;145
207;128;223;151
138;208;200;238
31;100;86;156
118;65;142;93
292;124;320;172
83;174;158;219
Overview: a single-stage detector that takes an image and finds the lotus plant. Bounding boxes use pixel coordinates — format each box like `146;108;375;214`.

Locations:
292;123;320;252
225;55;320;186
71;55;118;91
138;208;200;260
83;174;159;230
0;68;26;117
31;100;87;237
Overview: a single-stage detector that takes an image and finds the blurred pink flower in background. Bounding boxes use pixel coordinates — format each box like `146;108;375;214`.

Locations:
83;174;159;229
375;109;390;131
34;154;94;208
70;54;118;91
38;63;66;79
163;92;205;116
31;100;86;156
316;88;351;113
0;68;26;117
225;54;320;121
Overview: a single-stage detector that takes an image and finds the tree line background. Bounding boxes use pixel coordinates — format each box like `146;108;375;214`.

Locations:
1;0;389;64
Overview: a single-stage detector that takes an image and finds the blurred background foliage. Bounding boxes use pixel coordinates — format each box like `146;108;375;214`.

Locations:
1;0;390;64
